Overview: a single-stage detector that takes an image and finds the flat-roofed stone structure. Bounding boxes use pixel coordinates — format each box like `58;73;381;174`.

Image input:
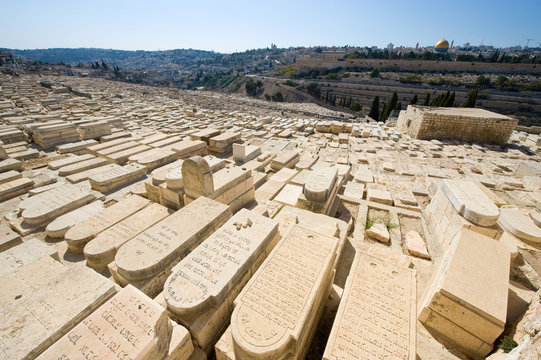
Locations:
396;105;518;144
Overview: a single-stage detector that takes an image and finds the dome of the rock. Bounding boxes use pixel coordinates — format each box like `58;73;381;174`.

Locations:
434;39;450;53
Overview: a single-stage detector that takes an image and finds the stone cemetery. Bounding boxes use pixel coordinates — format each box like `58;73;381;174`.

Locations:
1;71;541;359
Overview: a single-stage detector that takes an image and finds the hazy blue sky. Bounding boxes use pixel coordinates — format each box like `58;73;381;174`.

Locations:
3;0;540;52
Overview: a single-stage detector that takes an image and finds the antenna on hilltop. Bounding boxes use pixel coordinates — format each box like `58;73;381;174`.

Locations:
525;39;534;47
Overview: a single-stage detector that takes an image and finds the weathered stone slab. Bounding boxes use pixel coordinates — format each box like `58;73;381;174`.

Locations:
21;184;96;226
0;255;65;310
65;195;150;253
273;183;303;206
270;150;299;171
164;209;278;351
135;148;178;170
498;207;541;243
0;238;58;277
229;225;337;359
84;203;170;269
0;264;117;360
114;196;231;283
107;144;151;164
0;220;22;252
354;164;374;184
419;229;510;357
58;157;108;176
270;167;298;183
442;179;500;226
323;252;416;360
366;188;393;206
96;140;140;156
46;201;104;238
89;163;147;193
171;139;207;159
304;166;338;202
37;285;173;360
86;137;131;153
66;163;120;183
0;158;23;172
0;169;21;184
0;177;33;201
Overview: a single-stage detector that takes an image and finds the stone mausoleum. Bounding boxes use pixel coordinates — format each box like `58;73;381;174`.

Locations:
396;105;518;144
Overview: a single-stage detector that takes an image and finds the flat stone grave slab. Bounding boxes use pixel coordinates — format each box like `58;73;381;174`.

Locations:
442;179;500;226
0;263;117;360
89;163;147;193
66;163;120;183
21;184;97;226
323;252;416;360
0;220;22;252
0;238;58;277
228;225;338;360
164;208;278;351
84;202;170;270
113;196;231;287
46;200;104;238
498;207;541;243
65;195;150;253
58;157;108;176
0;169;21;184
0;177;33;201
37;285;175;360
273;183;303;206
0;255;65;310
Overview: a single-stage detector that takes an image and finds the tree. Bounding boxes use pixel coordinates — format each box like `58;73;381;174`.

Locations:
475;75;492;89
463;90;478;108
306;82;321;98
245;78;257;96
381;92;398;121
350;101;362;112
409;94;418;105
444;91;455;107
368;96;380;120
369;67;380;78
422;93;430;106
396;102;402;111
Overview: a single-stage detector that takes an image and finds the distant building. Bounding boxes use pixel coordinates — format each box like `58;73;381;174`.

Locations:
434;39;450;53
396;105;518;144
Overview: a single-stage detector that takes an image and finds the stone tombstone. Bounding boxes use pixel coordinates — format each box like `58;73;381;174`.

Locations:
418;229;510;357
164;208;279;351
441;179;500;226
20;184;96;225
304;165;338;202
181;155;214;199
65;195;150;253
83;203;171;269
114;196;231;284
323;253;416;360
229;225;338;359
0;264;117;360
37;285;172;360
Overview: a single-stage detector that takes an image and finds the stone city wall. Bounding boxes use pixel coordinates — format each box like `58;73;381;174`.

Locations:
288;55;541;75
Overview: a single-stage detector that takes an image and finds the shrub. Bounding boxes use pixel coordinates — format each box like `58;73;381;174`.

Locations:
498;336;518;353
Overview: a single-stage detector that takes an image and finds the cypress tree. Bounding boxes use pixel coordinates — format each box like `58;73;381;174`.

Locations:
445;92;456;107
463;90;478;108
422;93;430;106
368;96;380;120
409;95;418;105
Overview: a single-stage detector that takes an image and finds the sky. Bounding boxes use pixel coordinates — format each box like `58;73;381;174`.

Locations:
3;0;541;53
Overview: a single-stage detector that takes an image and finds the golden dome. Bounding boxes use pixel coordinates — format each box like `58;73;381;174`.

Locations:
434;39;450;49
